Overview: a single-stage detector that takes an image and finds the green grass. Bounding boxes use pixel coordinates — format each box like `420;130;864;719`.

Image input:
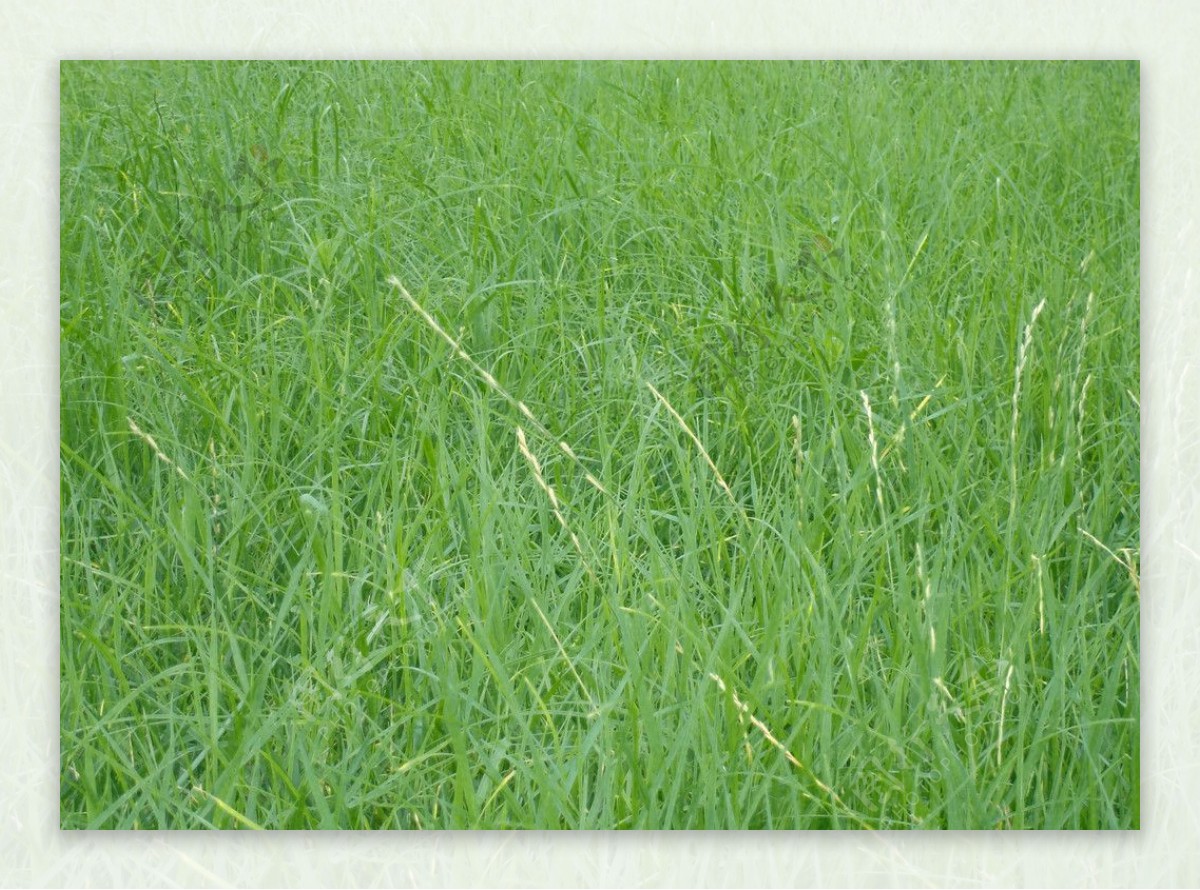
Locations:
60;60;1139;830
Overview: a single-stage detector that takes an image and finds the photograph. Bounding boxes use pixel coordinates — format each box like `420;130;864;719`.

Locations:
59;60;1139;830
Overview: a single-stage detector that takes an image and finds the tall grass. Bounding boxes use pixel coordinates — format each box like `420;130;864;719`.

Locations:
60;60;1139;829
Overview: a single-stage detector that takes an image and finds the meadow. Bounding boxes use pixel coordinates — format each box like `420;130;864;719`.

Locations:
60;60;1139;829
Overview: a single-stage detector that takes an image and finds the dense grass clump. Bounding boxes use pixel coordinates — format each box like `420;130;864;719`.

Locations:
60;61;1139;829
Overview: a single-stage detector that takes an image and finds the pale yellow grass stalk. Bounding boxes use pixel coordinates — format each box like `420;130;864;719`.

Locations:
708;672;871;830
388;276;608;496
516;426;597;584
932;676;965;722
878;375;946;464
885;294;901;409
1010;298;1047;501
528;596;596;713
859;391;884;514
645;380;746;522
1076;372;1093;475
997;660;1015;767
127;417;189;480
915;543;935;656
191;785;265;830
1080;528;1140;596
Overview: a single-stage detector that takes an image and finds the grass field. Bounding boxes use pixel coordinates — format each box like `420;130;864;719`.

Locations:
60;60;1139;829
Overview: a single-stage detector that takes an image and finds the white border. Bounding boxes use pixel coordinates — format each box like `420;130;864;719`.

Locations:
8;2;1195;886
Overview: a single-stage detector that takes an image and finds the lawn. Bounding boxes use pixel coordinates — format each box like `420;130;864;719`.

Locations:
60;60;1139;829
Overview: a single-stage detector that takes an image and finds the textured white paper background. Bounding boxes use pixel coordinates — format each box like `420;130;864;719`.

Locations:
5;1;1195;886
